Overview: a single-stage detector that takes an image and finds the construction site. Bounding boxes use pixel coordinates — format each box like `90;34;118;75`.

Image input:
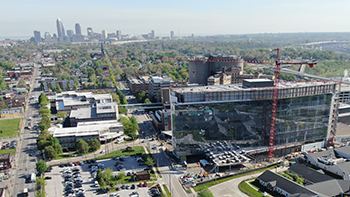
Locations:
171;50;339;164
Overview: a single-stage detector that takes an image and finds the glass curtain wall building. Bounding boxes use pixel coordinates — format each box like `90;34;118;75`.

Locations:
172;94;333;157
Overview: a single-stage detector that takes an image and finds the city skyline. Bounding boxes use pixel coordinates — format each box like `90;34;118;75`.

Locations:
1;0;350;39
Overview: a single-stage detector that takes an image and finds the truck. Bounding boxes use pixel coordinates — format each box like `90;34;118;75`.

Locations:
23;188;28;197
31;173;36;183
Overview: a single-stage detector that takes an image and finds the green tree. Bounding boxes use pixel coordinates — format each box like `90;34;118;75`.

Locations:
87;139;101;151
38;93;49;106
75;139;89;154
0;76;7;90
130;116;140;131
44;146;58;159
145;157;155;167
50;84;55;91
118;106;127;114
36;176;47;189
67;83;72;90
56;111;67;119
37;139;49;150
144;98;152;103
104;168;113;185
111;93;120;103
96;168;103;182
17;78;27;88
38;123;48;132
39;107;51;116
43;68;50;74
56;84;62;93
36;176;47;197
73;83;78;90
50;137;63;154
40;116;51;127
36;160;48;174
99;177;106;189
115;170;125;180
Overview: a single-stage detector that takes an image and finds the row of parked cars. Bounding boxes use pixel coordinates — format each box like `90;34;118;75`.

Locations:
2;140;16;149
62;167;85;197
59;160;97;168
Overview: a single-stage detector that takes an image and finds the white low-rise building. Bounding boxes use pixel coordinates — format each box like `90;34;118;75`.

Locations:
49;120;124;149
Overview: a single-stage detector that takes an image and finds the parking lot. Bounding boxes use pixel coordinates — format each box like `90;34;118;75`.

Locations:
45;156;153;197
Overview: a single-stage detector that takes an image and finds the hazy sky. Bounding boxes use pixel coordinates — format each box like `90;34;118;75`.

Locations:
1;0;350;38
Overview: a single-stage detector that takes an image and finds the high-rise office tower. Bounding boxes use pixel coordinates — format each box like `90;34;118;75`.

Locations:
102;30;107;39
87;27;93;37
75;23;82;35
151;30;155;38
44;32;51;39
116;30;121;40
66;30;74;37
56;18;66;41
33;30;42;43
170;31;174;39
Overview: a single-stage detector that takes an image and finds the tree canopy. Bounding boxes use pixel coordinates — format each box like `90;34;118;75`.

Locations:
36;160;48;174
75;139;89;154
87;139;101;151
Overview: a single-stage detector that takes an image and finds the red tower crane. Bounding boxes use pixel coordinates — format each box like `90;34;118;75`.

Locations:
268;49;318;159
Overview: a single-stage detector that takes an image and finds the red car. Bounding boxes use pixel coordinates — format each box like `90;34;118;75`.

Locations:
143;182;148;187
149;185;158;190
138;182;143;187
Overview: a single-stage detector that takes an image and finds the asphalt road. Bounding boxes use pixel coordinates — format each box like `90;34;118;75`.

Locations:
13;59;42;197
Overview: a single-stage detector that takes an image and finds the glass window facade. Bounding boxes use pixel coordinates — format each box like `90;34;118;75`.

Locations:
172;94;333;157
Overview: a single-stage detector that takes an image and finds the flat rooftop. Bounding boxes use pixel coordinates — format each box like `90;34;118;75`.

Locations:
128;77;144;85
243;78;273;82
50;120;123;138
48;91;112;102
70;102;117;119
172;81;336;93
96;102;117;114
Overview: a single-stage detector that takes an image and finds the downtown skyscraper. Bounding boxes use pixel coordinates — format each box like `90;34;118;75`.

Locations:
75;23;82;35
56;18;66;42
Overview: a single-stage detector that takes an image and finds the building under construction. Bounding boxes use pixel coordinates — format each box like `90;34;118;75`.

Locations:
171;79;338;159
188;55;273;86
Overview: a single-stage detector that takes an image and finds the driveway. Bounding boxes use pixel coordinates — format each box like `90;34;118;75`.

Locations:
209;167;287;197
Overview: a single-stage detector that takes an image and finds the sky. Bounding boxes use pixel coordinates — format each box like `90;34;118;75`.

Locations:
1;0;350;39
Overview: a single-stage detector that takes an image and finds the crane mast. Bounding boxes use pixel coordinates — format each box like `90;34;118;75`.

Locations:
268;49;318;159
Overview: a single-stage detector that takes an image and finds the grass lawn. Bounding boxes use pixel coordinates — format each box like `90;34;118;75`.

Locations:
250;179;284;197
193;165;278;192
0;149;16;156
95;146;145;160
163;184;171;197
0;118;21;138
239;181;265;197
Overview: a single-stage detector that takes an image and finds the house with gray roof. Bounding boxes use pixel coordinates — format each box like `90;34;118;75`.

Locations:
305;179;350;197
257;170;321;197
289;164;333;185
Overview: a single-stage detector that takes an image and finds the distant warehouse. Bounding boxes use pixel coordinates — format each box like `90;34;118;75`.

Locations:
170;80;338;158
